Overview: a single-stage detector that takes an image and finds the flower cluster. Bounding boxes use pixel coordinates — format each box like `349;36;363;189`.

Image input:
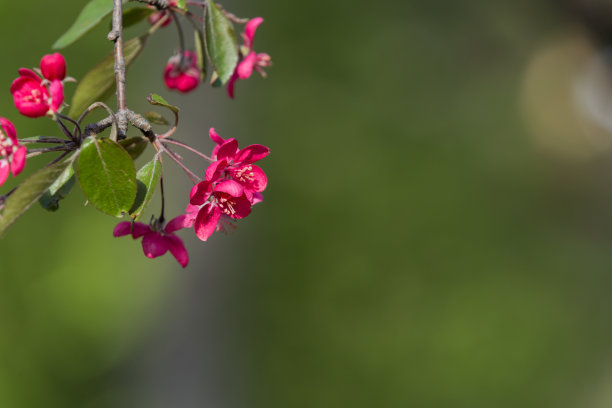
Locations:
164;51;200;93
186;128;269;241
114;214;190;268
0;118;26;187
227;17;272;99
10;53;68;118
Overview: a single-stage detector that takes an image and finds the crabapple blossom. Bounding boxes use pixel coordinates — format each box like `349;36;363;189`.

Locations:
0;118;26;187
113;214;190;268
227;17;272;98
164;51;200;93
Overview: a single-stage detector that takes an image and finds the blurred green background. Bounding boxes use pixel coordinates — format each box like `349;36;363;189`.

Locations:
4;0;612;407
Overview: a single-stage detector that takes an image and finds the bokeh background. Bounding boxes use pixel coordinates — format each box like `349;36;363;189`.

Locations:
4;0;612;406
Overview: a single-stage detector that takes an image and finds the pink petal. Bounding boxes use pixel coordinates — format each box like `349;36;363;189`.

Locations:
244;17;264;49
251;192;264;205
10;145;26;176
16;68;42;82
40;53;66;81
235;144;270;164
113;221;133;237
131;222;151;239
194;204;221;241
164;64;177;89
237;52;257;79
0;118;17;143
49;80;64;113
175;70;200;93
142;232;168;258
225;193;252;219
216;138;239;162
231;164;267;193
0;160;9;187
226;71;238;99
164;234;189;267
165;214;189;234
209;128;225;145
214;179;244;197
185;203;199;226
190;180;212;205
204;159;227;182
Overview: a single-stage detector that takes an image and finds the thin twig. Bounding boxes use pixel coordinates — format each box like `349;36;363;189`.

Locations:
157;142;201;184
18;137;67;144
110;0;128;138
162;138;213;162
26;145;72;159
57;113;82;140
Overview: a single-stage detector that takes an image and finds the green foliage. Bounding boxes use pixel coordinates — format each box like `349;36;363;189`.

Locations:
119;137;149;160
144;111;170;126
194;29;208;81
77;138;137;217
204;0;238;84
68;36;146;118
147;93;179;114
52;0;118;49
129;156;162;219
176;0;188;12
39;165;76;212
119;7;154;29
0;158;73;236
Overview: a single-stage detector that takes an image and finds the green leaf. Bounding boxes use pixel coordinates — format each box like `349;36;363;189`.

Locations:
129;157;162;219
205;0;238;84
113;7;154;30
119;137;149;160
53;0;117;49
39;165;76;212
194;29;208;80
69;36;146;118
147;94;179;114
77;138;137;217
144;111;170;126
0;159;72;236
176;0;188;12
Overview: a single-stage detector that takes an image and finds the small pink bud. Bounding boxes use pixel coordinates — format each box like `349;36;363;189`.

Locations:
40;53;66;81
164;51;200;93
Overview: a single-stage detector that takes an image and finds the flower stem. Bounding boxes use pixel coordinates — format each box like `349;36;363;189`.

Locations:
162;138;214;162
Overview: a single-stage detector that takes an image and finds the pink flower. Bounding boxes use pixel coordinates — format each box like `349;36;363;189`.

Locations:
0;118;26;187
113;214;190;268
164;51;200;93
10;69;52;118
208;128;269;199
11;53;69;118
189;179;252;241
227;17;272;98
40;53;66;81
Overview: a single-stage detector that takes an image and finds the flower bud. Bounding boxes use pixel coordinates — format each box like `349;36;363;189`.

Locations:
40;53;66;81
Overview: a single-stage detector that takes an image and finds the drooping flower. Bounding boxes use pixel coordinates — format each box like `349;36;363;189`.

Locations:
0;118;26;187
227;17;272;98
113;214;190;268
11;53;69;118
189;179;252;241
164;51;200;93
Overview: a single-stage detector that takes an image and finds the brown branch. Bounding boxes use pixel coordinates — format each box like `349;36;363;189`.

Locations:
109;0;128;138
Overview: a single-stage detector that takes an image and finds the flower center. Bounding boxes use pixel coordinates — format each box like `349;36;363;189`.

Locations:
216;194;237;216
0;131;14;158
233;165;254;182
23;88;44;104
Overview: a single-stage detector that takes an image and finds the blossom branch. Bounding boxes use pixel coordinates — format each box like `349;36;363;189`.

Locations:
109;0;128;138
161;138;213;162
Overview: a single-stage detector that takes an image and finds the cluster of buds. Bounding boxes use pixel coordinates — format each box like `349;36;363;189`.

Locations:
10;53;68;118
